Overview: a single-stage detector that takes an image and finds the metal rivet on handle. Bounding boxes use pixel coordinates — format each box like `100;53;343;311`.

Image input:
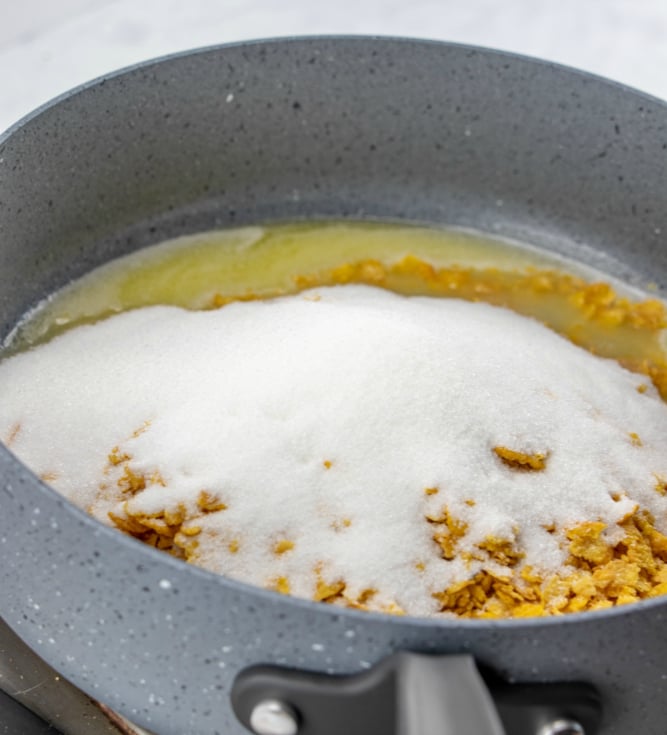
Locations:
538;719;585;735
249;699;299;735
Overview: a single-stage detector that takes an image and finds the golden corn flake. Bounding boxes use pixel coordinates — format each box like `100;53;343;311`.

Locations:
566;522;613;565
197;490;227;513
273;539;295;555
228;538;240;554
271;576;291;595
314;578;346;603
117;466;146;495
493;446;548;471
428;508;468;561
629;432;643;447
108;446;131;466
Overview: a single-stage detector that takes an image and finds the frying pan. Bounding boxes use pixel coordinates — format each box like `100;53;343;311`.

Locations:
0;36;666;735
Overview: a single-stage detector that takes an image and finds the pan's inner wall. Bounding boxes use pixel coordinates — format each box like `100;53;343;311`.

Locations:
0;38;665;343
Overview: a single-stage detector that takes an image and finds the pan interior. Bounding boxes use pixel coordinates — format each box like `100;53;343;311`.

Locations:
2;218;666;621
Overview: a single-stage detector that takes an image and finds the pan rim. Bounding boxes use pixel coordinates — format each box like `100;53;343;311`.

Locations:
3;32;667;145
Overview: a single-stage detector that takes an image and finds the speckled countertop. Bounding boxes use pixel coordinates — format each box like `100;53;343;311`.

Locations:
2;0;667;135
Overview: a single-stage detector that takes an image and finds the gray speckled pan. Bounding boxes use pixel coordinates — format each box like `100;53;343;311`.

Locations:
0;37;666;735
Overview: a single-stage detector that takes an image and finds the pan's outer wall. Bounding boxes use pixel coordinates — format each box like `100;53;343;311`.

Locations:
0;38;666;735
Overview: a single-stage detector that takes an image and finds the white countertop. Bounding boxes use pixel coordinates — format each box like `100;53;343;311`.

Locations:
2;0;667;134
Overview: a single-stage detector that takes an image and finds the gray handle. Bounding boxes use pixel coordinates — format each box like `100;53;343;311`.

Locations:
232;652;600;735
397;653;505;735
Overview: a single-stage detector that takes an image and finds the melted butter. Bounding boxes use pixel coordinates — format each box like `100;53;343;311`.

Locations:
7;220;667;398
10;222;551;347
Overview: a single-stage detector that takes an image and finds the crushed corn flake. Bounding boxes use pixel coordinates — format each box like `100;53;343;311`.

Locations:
629;432;643;447
493;446;549;471
274;539;295;555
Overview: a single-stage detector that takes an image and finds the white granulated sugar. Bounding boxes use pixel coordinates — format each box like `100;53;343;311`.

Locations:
1;285;666;616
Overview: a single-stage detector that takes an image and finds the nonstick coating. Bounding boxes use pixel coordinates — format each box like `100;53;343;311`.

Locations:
0;37;666;735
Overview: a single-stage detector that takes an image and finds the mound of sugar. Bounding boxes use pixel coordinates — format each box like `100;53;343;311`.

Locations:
1;285;666;616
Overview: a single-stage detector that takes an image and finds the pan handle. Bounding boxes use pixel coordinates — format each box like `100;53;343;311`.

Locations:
397;653;504;735
231;652;600;735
